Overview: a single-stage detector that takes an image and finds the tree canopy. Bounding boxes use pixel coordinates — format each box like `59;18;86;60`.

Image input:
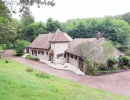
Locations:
63;17;130;46
22;22;48;42
1;0;130;54
3;0;56;15
0;0;11;19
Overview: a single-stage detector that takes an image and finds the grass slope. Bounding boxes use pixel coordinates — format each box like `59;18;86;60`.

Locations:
0;45;2;50
0;59;129;100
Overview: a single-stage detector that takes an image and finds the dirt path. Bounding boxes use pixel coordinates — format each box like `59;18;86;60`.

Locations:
3;50;130;97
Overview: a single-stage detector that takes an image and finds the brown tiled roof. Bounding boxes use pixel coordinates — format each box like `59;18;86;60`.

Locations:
50;29;70;43
29;34;54;49
29;29;71;49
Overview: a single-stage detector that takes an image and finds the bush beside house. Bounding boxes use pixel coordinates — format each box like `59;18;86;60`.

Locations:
14;40;30;56
25;54;40;61
84;55;130;76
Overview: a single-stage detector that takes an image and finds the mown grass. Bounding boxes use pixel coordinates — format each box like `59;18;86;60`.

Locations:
0;59;130;100
0;45;2;50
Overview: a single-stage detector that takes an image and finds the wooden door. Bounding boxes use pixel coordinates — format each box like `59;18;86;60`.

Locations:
49;54;53;62
49;54;51;61
79;58;84;72
26;48;29;53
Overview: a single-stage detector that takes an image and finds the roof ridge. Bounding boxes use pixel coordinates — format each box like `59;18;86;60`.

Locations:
50;29;70;42
51;30;58;41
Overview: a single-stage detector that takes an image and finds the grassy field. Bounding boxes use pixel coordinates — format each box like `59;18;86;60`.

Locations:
0;59;130;100
0;45;2;50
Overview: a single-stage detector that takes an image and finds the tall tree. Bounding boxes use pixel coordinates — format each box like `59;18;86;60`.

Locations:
20;14;35;28
46;18;61;33
114;12;130;25
0;0;11;19
22;22;48;42
0;18;17;44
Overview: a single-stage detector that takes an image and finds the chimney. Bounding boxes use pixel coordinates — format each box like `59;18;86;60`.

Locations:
96;31;102;39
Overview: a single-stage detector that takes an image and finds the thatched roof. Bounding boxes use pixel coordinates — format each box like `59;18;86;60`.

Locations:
66;38;122;63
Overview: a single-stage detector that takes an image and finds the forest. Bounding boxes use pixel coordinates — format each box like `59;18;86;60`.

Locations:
1;0;130;55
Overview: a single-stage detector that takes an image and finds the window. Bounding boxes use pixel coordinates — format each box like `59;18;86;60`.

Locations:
32;50;33;55
75;56;77;60
71;54;73;58
46;51;48;55
34;50;37;56
41;51;44;55
38;51;40;54
57;53;65;59
67;53;69;57
64;54;66;58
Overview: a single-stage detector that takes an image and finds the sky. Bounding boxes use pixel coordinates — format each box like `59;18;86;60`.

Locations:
12;0;130;23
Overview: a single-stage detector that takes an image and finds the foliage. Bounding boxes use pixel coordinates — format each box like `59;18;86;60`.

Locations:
5;59;11;63
64;17;130;46
0;0;11;19
0;59;128;100
46;18;61;33
118;45;130;56
25;54;31;59
115;12;130;25
107;57;118;69
14;40;24;55
0;18;17;44
25;54;40;61
0;17;7;23
22;22;48;42
36;72;50;78
14;40;30;56
0;44;6;50
20;14;35;28
98;63;107;71
3;0;55;15
81;40;119;75
25;68;33;72
119;56;130;67
84;57;99;75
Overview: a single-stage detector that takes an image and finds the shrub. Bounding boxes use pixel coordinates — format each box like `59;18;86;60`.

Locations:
119;56;130;67
84;58;99;75
98;63;107;71
31;57;40;61
107;57;118;69
25;68;33;72
36;72;50;78
5;59;11;63
25;54;31;59
14;52;24;56
25;54;40;61
122;66;129;69
14;40;30;56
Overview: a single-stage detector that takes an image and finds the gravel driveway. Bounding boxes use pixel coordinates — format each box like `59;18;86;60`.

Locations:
3;50;130;97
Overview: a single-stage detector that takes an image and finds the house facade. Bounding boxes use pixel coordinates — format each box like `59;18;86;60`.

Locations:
28;29;122;73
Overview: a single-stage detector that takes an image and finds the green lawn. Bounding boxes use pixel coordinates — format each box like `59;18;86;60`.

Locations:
0;45;2;50
0;59;130;100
